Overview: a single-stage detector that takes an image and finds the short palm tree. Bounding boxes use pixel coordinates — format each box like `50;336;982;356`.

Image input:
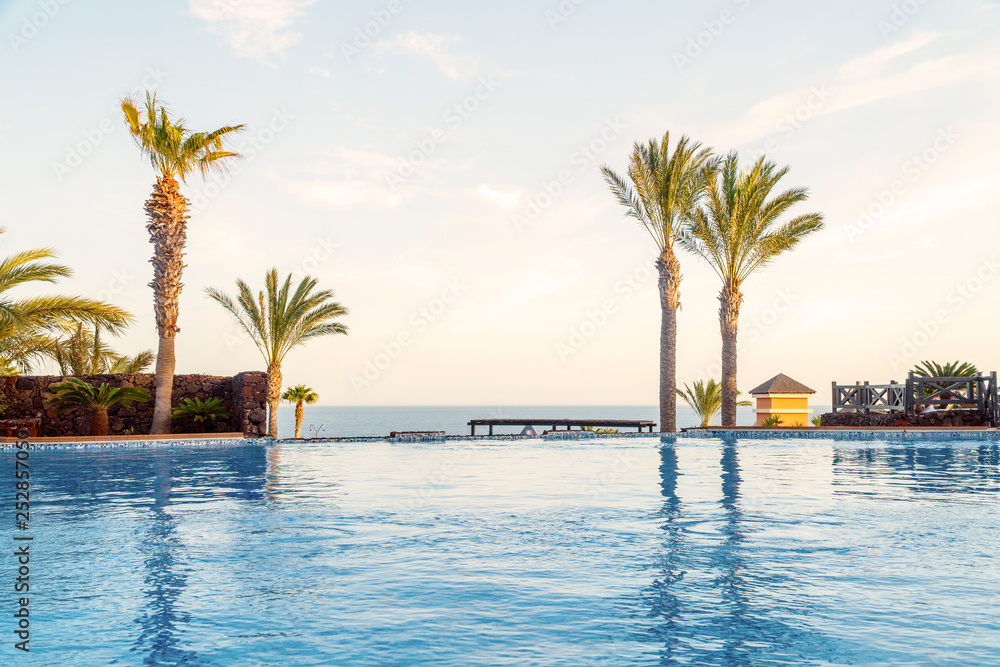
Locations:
912;360;978;378
206;269;348;438
121;92;244;434
282;384;319;438
602;133;714;433
677;379;752;427
0;228;132;372
912;360;979;406
48;323;155;375
172;397;230;433
49;378;150;436
681;153;823;427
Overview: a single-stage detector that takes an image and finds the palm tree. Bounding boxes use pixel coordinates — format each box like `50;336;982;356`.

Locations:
913;360;978;378
602;133;714;433
48;323;155;375
0;229;132;372
206;269;348;438
282;384;319;438
681;153;823;427
677;379;752;427
49;378;150;436
121;92;244;434
171;397;230;433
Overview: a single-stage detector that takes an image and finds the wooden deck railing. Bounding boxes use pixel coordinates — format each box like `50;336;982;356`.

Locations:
832;372;999;424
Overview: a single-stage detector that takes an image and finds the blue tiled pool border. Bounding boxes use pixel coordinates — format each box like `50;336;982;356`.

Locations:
678;428;1000;441
0;437;257;450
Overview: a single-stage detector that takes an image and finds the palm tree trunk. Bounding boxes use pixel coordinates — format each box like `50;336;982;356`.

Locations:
719;283;743;427
151;335;175;434
91;408;109;436
294;402;304;438
657;248;682;433
266;364;282;438
145;175;189;435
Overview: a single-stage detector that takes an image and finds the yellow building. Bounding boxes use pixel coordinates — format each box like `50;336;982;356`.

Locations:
749;373;816;427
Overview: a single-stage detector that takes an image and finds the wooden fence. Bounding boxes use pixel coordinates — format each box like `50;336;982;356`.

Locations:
832;372;999;424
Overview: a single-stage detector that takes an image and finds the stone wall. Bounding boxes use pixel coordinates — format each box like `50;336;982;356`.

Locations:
0;371;268;437
820;409;990;428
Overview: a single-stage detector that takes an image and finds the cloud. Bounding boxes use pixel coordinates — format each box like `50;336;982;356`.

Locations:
286;179;399;209
189;0;315;64
837;31;938;76
475;184;521;210
707;36;1000;150
308;65;334;79
374;31;482;80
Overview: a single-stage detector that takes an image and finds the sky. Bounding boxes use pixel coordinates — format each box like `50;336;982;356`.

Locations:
1;0;998;406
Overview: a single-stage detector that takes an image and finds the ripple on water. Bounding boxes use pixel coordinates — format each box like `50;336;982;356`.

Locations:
0;439;998;665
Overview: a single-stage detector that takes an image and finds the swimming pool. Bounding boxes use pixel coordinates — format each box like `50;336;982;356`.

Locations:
2;438;998;665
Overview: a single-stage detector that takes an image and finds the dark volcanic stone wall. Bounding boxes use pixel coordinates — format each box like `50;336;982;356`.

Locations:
0;371;268;437
820;409;989;428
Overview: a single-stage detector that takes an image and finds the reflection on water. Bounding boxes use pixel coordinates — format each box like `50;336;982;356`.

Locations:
832;443;1000;498
132;458;197;665
646;442;832;666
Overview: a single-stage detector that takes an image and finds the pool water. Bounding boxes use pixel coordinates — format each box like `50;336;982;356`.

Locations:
1;438;998;665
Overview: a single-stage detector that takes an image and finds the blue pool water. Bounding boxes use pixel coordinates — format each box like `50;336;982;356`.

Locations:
1;437;998;665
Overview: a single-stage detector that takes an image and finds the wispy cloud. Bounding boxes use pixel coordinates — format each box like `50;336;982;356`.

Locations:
374;31;483;80
837;31;938;76
189;0;315;64
706;34;1000;149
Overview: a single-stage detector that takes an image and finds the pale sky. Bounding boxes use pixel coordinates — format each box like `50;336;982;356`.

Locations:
1;0;998;405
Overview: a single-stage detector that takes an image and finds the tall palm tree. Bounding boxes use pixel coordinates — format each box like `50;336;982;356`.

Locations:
677;379;752;427
0;228;132;372
121;92;244;434
206;269;348;438
602;133;714;432
682;153;823;426
49;378;150;436
48;322;155;375
282;384;319;438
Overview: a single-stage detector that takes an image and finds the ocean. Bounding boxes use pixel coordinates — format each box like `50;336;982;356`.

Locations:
269;404;829;439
